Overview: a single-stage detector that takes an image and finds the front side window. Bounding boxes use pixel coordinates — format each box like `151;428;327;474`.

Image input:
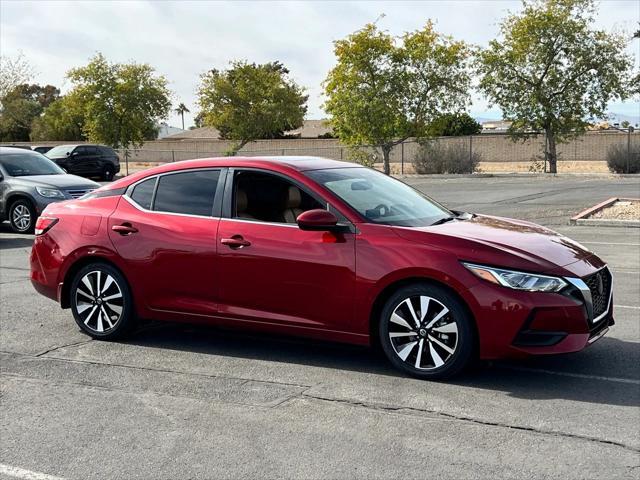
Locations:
306;167;451;227
45;145;75;158
233;170;324;224
0;151;65;177
153;170;220;216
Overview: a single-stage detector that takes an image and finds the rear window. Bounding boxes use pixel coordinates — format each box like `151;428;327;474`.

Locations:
100;146;116;156
153;170;220;216
130;177;156;210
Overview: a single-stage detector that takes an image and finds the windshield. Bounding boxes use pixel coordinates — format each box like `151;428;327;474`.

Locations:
307;167;451;227
0;151;65;177
45;145;76;158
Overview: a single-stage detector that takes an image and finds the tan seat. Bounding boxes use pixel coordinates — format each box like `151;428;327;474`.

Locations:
236;188;255;219
282;186;304;223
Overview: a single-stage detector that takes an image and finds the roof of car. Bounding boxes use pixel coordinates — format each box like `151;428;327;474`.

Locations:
106;156;363;190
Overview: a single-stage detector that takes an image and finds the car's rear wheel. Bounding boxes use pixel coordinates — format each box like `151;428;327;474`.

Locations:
102;165;115;181
379;283;475;379
70;263;135;340
9;199;36;233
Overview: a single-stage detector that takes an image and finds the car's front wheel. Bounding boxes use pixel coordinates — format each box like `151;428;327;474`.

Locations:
70;263;135;340
9;199;36;233
379;283;475;379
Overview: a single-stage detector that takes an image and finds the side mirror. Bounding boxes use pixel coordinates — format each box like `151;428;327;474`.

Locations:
297;209;346;232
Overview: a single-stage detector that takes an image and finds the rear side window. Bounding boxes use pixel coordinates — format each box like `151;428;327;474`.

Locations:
153;170;220;216
130;177;156;210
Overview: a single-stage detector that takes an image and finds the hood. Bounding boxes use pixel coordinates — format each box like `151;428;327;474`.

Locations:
13;174;100;190
393;214;597;274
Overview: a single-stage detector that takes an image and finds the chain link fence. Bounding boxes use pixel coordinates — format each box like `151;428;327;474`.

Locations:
3;130;637;175
112;130;639;175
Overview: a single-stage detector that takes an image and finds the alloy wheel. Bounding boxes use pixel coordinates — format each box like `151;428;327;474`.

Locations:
12;204;32;231
388;295;459;370
74;270;124;333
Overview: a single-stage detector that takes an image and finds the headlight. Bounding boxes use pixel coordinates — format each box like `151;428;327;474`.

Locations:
35;187;65;199
462;262;567;292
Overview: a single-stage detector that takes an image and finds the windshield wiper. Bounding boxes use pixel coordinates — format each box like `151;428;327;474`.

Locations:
430;216;456;226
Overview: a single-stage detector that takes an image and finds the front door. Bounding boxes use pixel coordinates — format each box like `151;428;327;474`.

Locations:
216;169;356;331
108;168;224;317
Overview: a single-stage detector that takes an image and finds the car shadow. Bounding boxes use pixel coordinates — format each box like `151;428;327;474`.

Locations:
0;222;34;248
0;237;34;249
125;321;639;408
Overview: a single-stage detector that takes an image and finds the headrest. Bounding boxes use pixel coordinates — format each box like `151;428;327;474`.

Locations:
286;186;302;208
236;188;248;212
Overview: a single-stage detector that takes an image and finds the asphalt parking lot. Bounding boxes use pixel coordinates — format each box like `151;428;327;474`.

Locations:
1;175;639;479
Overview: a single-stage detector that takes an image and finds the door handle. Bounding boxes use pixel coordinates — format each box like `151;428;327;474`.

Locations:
221;235;251;249
112;223;138;235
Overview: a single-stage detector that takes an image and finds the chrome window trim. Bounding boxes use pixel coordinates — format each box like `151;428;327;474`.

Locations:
124;167;223;220
122;195;220;221
565;266;613;324
221;217;300;228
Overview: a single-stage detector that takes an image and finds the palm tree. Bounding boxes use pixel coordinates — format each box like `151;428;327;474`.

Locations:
174;103;190;130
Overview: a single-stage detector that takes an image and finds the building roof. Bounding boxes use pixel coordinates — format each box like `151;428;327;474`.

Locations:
162;126;221;140
286;119;332;138
162;119;332;141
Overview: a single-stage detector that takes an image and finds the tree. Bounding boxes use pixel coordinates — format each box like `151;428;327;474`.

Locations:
477;0;635;173
323;22;471;174
175;102;190;130
197;61;307;155
30;93;86;141
67;53;171;149
0;52;35;99
0;83;60;141
427;113;482;137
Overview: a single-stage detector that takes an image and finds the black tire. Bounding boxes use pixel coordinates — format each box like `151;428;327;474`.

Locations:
379;283;475;380
102;165;115;181
70;262;135;340
8;198;36;234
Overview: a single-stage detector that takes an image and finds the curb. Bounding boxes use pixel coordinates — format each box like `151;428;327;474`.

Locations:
574;219;640;228
571;197;640;227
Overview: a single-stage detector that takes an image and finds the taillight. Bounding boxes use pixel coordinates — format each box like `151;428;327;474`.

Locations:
35;216;59;235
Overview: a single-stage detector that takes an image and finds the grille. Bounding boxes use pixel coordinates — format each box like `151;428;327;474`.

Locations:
583;267;612;319
66;189;94;199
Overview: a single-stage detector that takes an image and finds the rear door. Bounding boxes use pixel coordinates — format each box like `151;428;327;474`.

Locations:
108;168;225;317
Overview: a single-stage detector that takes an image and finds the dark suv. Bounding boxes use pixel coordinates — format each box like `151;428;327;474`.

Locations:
46;144;120;181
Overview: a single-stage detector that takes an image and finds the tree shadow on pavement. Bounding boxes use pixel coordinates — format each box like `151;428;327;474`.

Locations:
125;321;639;408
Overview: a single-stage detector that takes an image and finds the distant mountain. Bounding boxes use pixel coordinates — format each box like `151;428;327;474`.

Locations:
603;113;640;127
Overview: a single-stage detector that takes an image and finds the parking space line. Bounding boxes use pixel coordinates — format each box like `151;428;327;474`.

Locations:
615;305;640;310
0;464;65;480
580;242;640;246
497;366;640;385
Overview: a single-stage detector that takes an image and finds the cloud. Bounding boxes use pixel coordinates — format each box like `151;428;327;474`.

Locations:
1;0;638;128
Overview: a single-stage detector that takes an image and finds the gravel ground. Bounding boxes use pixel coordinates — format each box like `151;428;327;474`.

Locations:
592;200;640;220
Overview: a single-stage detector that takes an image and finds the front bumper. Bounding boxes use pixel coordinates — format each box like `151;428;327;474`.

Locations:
465;270;613;360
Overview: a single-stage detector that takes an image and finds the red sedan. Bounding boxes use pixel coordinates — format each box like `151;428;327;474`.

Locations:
30;157;613;379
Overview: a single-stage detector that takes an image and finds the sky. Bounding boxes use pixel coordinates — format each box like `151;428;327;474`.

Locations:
1;0;638;129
